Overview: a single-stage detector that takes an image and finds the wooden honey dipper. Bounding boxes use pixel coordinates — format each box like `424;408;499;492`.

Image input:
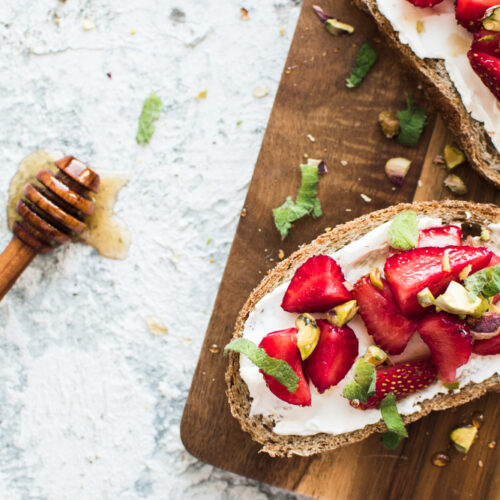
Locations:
0;156;100;300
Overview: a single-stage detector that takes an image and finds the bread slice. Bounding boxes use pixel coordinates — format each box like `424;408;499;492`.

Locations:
225;201;500;457
352;0;500;189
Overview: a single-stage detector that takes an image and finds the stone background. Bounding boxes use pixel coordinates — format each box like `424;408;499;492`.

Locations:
0;1;305;498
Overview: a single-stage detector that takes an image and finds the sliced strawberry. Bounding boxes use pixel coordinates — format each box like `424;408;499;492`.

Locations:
472;29;500;57
488;253;500;267
417;225;462;248
259;328;311;406
456;0;499;32
353;359;437;410
468;50;500;101
352;276;417;355
384;246;492;317
281;255;352;313
473;333;500;355
303;320;358;393
418;313;473;383
405;0;443;6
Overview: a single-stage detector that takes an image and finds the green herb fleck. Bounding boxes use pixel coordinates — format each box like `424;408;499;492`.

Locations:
136;93;162;144
342;358;376;403
465;265;500;299
273;164;322;239
236;120;242;126
388;211;419;250
397;93;427;147
380;392;408;449
345;42;378;88
225;338;299;393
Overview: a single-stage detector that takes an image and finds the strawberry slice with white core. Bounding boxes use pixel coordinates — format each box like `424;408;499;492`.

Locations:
352;275;417;355
405;0;444;6
259;328;311;406
281;255;352;313
352;359;437;410
468;50;500;101
384;246;493;317
473;333;500;355
303;320;358;393
417;225;462;248
456;0;500;32
418;313;473;383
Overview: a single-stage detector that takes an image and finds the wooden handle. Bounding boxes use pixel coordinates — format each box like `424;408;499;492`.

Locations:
0;237;36;301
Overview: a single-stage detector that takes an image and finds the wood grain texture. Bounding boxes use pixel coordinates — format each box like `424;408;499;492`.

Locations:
181;1;500;498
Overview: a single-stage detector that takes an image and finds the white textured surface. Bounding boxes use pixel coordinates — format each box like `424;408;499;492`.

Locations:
0;1;303;499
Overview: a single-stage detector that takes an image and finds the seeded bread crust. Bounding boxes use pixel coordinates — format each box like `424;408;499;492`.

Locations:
352;0;500;188
225;201;500;457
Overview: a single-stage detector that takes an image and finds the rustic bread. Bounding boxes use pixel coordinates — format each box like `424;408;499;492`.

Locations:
225;201;500;457
352;0;500;189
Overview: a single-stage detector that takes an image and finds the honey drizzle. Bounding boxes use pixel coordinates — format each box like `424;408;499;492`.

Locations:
7;150;130;260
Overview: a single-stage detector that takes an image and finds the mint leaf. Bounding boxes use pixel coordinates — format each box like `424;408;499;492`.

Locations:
465;265;500;299
225;338;299;393
380;392;408;450
342;359;376;403
346;42;378;88
397;93;427;147
272;164;322;239
388;211;419;250
136;93;162;144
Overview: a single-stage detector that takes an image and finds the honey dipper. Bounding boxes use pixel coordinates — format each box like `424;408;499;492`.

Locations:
0;156;100;300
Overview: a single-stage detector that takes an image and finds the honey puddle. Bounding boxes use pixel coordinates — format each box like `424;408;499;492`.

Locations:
7;149;130;260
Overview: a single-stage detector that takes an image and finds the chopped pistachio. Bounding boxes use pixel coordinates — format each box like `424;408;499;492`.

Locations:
417;287;435;308
385;157;411;186
327;299;359;327
442;251;451;272
295;313;320;360
480;227;491;241
435;281;483;316
325;18;354;36
196;89;208;99
443;381;460;390
482;6;500;31
450;425;478;453
369;267;384;290
363;345;387;366
82;18;96;31
444;144;466;169
416;19;425;33
459;264;473;281
444;174;467;195
470;295;490;319
378;110;400;139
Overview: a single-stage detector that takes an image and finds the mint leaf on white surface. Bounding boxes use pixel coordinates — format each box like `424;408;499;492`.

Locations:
136;93;162;144
225;338;299;393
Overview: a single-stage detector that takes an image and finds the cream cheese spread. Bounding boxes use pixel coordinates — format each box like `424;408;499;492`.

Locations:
376;0;500;153
240;218;500;436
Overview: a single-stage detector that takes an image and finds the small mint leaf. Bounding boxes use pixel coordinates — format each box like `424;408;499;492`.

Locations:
389;211;419;250
342;359;376;403
136;93;162;144
345;42;378;88
465;265;500;299
380;392;408;449
225;338;299;393
397;93;427;147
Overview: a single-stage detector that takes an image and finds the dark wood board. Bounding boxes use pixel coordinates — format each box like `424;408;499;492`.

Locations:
181;1;500;498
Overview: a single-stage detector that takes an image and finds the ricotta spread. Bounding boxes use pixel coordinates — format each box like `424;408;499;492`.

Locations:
240;218;500;436
376;0;500;153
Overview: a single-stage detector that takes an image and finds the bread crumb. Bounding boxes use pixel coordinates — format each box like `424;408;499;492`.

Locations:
360;194;371;203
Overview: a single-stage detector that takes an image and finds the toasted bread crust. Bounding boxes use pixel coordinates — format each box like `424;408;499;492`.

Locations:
225;201;500;457
352;0;500;188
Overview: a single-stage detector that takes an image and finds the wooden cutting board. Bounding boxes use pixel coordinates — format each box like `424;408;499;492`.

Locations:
181;1;500;498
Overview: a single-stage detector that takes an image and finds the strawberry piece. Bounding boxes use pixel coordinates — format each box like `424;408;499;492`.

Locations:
418;313;473;383
281;255;352;313
473;333;500;355
259;328;311;406
303;320;358;393
384;246;493;317
352;276;417;354
417;225;462;248
472;29;500;57
488;253;500;267
468;50;500;101
456;0;499;32
353;359;437;410
405;0;443;6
